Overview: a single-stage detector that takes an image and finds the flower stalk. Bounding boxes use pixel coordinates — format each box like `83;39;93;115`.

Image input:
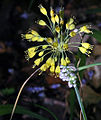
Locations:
74;86;87;120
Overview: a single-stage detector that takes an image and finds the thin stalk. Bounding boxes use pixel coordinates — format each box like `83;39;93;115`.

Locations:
68;42;80;45
74;86;87;120
69;45;79;48
9;68;40;120
46;25;54;34
47;15;52;29
64;29;69;41
78;62;101;71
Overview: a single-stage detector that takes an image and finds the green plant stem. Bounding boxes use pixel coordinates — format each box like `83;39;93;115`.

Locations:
78;62;101;71
74;86;87;120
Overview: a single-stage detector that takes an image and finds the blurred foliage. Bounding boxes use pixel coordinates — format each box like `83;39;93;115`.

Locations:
86;8;101;14
0;104;49;120
90;30;101;43
1;88;15;96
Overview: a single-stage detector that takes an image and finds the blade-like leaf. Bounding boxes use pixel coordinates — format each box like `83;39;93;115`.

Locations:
34;104;58;120
69;89;76;120
0;104;49;120
35;104;58;120
74;87;87;120
90;30;101;43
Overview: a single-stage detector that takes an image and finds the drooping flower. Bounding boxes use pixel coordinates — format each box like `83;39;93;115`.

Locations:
69;31;76;37
79;47;91;56
66;18;75;30
38;20;47;26
79;25;92;33
81;43;93;50
50;8;54;17
39;4;47;16
23;5;93;76
78;42;93;56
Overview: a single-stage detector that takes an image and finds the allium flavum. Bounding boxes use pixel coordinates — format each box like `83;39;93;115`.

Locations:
22;5;93;76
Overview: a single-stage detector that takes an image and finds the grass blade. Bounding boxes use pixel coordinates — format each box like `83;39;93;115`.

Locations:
0;104;49;120
34;104;58;120
74;87;87;120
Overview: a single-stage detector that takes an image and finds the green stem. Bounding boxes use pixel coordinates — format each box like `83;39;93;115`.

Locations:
78;62;101;71
74;86;87;120
46;25;54;34
47;15;52;28
68;42;80;44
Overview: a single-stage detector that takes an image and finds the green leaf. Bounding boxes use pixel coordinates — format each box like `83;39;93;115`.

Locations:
86;8;101;14
34;104;58;120
74;87;87;120
69;89;76;120
1;88;15;95
90;30;101;43
0;104;49;120
78;62;101;71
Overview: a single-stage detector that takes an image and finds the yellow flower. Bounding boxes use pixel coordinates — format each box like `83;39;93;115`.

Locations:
55;14;59;24
80;26;92;33
32;37;39;42
50;8;54;17
69;31;76;37
46;57;52;66
63;43;68;50
25;47;36;60
25;34;33;39
39;51;44;56
51;58;55;66
53;42;58;48
66;18;75;30
55;57;57;62
39;5;47;16
37;37;44;42
28;52;36;58
81;43;93;50
79;47;91;56
55;66;60;74
50;65;55;73
67;18;74;24
61;58;66;66
55;26;60;33
60;19;64;25
31;30;39;36
42;45;48;49
51;16;55;24
34;58;42;66
65;57;70;64
38;20;47;26
28;47;36;52
40;64;47;71
69;24;75;30
47;38;53;43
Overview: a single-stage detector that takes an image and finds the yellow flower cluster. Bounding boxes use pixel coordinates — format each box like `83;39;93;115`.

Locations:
22;5;93;76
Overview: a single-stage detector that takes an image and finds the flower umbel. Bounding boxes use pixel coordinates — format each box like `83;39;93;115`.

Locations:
59;65;77;88
23;5;93;76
